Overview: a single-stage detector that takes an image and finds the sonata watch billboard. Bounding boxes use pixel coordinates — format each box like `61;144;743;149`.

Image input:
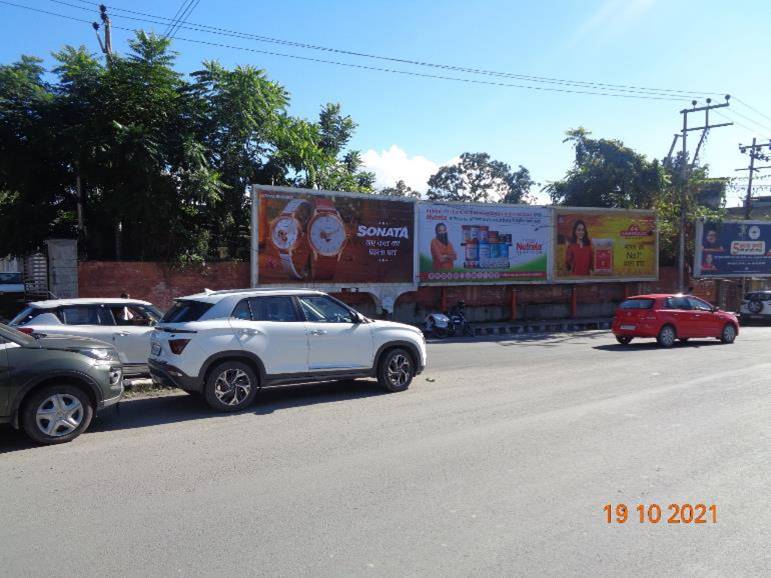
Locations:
553;208;657;282
255;187;415;284
418;202;550;284
694;220;771;277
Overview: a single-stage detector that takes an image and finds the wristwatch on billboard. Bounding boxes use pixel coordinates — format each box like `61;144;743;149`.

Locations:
269;199;312;279
308;197;347;280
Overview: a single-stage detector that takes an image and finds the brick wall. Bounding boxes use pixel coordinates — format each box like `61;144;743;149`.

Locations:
79;261;249;311
79;262;717;320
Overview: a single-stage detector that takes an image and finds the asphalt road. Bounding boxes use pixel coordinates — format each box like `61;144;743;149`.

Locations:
2;327;770;576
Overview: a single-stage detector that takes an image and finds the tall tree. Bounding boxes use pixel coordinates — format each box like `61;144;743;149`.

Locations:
546;127;665;208
380;179;421;198
427;152;533;203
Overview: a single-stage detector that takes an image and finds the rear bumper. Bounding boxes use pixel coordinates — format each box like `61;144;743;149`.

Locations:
611;321;659;338
148;359;202;392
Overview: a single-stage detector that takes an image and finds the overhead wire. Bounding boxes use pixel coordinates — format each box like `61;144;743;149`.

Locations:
48;0;720;99
162;0;192;38
0;0;694;101
167;0;200;40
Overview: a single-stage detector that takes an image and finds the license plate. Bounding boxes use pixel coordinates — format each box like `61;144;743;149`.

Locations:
151;341;161;356
620;324;636;331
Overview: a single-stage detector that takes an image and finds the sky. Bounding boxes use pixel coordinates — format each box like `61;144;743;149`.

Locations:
2;0;770;206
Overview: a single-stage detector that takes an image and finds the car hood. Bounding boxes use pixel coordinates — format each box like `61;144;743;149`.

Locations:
368;319;422;334
27;334;114;351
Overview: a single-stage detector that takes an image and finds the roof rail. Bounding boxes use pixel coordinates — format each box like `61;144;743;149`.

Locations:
204;287;316;296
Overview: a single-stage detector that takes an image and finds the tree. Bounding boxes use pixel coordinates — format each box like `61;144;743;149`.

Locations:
427;152;534;203
656;152;727;266
546;127;665;208
380;179;421;198
0;32;374;262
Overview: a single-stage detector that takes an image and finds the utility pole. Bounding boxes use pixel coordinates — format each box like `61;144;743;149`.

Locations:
736;138;771;219
676;96;733;292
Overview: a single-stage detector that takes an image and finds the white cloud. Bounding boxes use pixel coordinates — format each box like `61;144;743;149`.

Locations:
362;145;455;193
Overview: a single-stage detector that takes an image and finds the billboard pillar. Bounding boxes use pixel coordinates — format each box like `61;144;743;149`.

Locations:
250;186;258;288
440;287;448;313
510;289;517;321
570;286;578;318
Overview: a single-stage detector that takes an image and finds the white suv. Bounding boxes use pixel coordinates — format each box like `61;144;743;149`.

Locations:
148;289;426;411
10;298;163;377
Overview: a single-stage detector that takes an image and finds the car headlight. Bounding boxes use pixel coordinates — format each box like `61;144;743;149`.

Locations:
76;348;119;362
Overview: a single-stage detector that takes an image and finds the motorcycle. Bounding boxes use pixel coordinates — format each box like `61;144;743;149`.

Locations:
447;301;474;337
424;311;452;338
425;301;474;338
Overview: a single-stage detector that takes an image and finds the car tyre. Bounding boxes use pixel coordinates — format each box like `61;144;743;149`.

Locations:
719;323;737;344
204;361;259;412
657;325;676;348
378;348;415;392
21;384;94;445
615;335;632;345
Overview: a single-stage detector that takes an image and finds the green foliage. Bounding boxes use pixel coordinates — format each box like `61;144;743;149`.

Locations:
380;180;421;198
427;152;534;204
546;128;666;208
0;34;371;262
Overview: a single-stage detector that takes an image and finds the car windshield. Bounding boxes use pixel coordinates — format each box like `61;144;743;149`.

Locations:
619;299;654;309
0;322;35;344
161;300;213;323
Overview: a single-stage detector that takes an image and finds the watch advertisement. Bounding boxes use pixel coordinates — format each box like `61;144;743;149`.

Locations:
257;188;415;284
554;208;657;282
694;220;771;277
418;202;550;284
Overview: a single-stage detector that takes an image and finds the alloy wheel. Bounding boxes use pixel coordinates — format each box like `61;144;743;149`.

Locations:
214;369;252;406
659;326;675;347
35;394;84;438
387;354;412;387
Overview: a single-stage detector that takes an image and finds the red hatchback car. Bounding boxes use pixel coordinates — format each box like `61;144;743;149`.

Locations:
612;294;739;347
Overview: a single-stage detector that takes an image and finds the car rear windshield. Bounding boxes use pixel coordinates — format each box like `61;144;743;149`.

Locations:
161;300;213;323
619;299;654;310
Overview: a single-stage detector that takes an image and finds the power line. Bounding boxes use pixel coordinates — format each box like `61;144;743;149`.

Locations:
168;0;200;40
734;97;771;124
47;0;721;99
162;0;193;38
1;0;694;101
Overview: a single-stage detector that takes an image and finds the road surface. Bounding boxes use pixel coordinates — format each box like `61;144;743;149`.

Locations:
2;328;770;576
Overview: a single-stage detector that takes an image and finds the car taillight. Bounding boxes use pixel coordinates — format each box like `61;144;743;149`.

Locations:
17;327;34;335
169;339;190;355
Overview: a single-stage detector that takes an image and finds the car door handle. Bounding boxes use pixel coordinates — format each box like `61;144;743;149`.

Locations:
238;328;262;336
309;329;327;336
114;332;130;337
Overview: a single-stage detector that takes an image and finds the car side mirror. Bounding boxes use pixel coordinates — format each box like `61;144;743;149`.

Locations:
711;306;719;312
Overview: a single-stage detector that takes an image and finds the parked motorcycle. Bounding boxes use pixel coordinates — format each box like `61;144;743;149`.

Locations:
424;311;452;338
447;301;474;337
425;301;474;338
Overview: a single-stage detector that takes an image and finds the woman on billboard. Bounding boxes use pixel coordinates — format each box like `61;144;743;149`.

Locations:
431;222;458;271
565;220;593;276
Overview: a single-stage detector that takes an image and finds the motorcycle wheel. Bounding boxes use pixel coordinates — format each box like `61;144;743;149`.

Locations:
463;324;474;337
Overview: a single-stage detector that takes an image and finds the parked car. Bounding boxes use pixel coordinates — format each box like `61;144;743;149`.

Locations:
0;323;123;444
739;290;771;324
612;294;739;347
149;289;427;412
10;298;163;378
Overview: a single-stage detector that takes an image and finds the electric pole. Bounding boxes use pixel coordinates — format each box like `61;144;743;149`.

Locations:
675;96;732;292
736;138;771;219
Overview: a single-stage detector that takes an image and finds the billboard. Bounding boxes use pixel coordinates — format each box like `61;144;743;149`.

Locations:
418;202;549;284
255;188;415;284
553;208;657;282
694;220;771;277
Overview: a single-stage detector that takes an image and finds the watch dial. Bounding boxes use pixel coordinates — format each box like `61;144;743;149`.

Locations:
272;217;298;250
310;215;346;256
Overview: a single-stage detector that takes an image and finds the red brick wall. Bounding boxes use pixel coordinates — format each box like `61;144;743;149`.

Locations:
79;261;249;311
79;262;717;317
